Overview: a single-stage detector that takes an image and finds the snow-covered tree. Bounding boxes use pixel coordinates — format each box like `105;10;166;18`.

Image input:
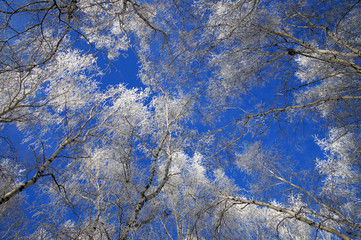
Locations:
136;0;361;238
0;0;360;239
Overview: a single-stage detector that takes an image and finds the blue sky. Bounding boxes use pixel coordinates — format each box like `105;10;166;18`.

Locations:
2;1;357;238
97;50;142;89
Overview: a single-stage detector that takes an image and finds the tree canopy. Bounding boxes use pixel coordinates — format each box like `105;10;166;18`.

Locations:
0;0;360;239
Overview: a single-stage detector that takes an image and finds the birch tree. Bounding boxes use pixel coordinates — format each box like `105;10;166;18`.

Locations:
0;0;360;239
136;0;361;238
